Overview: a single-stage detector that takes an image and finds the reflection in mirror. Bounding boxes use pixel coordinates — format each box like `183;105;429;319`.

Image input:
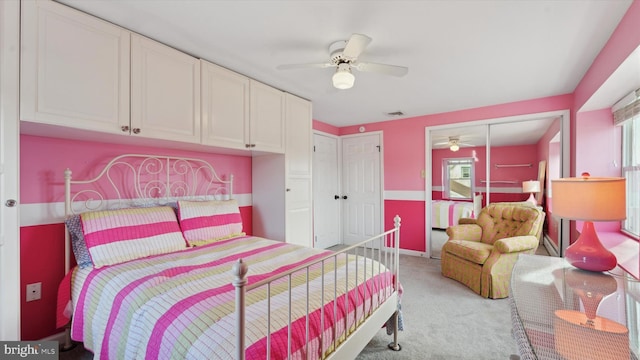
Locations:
429;125;486;259
427;113;568;259
443;158;475;200
546;129;562;255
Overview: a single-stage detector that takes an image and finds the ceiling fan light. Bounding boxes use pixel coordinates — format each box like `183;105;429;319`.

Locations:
332;65;355;89
450;144;460;152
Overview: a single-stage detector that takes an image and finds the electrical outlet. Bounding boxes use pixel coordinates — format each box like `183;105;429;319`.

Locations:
26;282;41;302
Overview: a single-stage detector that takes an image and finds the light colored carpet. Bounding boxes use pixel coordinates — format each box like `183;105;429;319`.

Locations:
356;254;520;360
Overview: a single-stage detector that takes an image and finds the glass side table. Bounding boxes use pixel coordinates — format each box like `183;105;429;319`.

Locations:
510;254;640;360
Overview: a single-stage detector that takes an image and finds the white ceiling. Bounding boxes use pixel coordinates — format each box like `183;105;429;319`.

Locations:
56;0;635;145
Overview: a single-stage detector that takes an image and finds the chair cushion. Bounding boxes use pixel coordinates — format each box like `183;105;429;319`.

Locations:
442;240;494;265
476;204;541;245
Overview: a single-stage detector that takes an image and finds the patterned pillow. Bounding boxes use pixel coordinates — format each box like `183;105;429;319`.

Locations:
177;199;245;246
64;215;93;269
80;206;186;267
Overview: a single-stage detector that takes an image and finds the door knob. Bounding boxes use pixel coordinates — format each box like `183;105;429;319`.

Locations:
342;195;348;200
5;199;16;207
334;195;340;200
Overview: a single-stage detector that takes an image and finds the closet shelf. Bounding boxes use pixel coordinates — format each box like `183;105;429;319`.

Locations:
495;163;532;168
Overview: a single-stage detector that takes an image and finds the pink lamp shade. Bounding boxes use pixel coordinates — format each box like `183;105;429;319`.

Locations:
551;174;626;272
522;180;541;206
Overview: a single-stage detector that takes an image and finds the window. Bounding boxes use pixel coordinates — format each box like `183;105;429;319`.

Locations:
443;158;475;200
622;117;639;238
614;89;640;238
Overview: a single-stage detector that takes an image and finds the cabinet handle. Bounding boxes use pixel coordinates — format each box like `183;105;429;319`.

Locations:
121;125;129;132
245;144;251;148
342;195;348;200
132;128;141;134
286;188;291;192
251;144;256;148
334;195;340;200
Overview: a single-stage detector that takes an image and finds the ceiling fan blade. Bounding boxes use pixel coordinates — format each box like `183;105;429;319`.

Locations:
353;62;408;77
342;33;372;61
276;62;334;70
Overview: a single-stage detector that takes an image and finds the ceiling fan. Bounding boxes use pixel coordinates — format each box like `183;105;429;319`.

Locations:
433;136;474;152
276;33;408;90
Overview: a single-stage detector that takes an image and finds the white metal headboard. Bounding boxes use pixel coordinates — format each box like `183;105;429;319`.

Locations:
63;154;234;272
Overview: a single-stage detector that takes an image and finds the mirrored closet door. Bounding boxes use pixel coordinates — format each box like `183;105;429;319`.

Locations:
426;112;569;259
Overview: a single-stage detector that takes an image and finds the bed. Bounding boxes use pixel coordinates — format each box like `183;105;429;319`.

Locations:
431;194;483;229
57;154;402;360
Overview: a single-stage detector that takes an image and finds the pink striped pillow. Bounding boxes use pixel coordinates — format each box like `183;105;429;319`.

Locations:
177;200;245;246
80;206;186;267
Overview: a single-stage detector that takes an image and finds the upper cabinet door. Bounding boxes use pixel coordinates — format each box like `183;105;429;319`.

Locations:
285;94;313;177
250;80;285;153
201;60;249;150
20;0;130;133
131;34;201;143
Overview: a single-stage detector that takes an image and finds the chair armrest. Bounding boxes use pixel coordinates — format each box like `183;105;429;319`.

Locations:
457;218;477;225
446;224;482;241
494;236;538;253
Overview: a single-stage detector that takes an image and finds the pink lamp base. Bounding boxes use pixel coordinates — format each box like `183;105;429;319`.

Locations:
565;221;617;272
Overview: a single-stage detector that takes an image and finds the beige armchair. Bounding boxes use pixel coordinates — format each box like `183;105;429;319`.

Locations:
440;203;545;299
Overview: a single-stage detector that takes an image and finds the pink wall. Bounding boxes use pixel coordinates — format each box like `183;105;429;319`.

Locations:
574;0;640;112
312;120;339;135
340;94;573;191
575;109;623;233
19;135;253;340
20;135;253;203
18;1;640;342
534;117;562;247
336;95;572;253
385;200;425;252
432;144;538;200
567;1;640;246
575;109;621;179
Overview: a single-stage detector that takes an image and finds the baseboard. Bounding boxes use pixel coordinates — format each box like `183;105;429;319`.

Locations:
543;236;559;257
399;248;427;257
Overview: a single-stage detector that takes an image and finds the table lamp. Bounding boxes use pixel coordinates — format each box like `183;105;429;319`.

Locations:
554;268;629;360
551;173;626;272
522;180;540;206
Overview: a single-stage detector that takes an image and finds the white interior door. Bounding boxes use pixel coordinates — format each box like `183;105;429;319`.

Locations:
342;134;382;245
313;133;340;249
0;0;21;340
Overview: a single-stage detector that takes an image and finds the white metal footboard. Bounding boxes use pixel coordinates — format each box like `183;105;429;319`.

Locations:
233;216;402;360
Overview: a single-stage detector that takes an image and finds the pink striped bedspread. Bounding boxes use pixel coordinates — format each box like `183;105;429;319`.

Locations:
431;200;475;229
70;236;394;359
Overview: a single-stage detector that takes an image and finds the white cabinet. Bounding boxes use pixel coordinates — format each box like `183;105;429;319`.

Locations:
201;60;249;149
249;80;285;153
284;94;313;247
201;63;284;153
20;0;130;133
131;34;200;143
252;95;313;246
21;1;200;144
